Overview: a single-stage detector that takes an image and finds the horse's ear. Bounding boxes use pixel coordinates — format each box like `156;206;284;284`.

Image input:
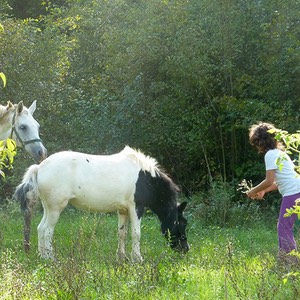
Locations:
178;201;187;214
17;101;24;114
28;100;36;115
6;101;14;111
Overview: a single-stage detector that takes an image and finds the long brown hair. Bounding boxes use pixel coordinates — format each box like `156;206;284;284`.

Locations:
249;122;283;153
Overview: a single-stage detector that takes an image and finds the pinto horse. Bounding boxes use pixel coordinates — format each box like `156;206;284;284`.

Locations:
14;146;189;262
0;101;47;163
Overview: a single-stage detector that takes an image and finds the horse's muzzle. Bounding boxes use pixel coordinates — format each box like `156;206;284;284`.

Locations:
37;147;47;163
171;238;190;253
178;242;190;253
27;143;47;163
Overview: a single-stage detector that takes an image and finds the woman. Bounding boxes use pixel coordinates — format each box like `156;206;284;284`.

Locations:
247;122;300;263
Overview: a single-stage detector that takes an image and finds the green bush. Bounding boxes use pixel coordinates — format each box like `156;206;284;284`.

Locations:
189;180;264;227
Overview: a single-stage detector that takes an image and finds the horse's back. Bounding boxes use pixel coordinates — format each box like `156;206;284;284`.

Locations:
37;151;140;212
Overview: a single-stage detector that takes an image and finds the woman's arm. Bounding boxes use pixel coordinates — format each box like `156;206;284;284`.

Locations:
247;169;277;199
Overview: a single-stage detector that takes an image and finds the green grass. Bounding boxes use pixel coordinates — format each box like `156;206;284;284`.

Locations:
1;202;300;299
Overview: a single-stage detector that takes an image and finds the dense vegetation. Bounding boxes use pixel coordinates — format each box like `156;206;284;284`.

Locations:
0;0;299;196
0;2;299;297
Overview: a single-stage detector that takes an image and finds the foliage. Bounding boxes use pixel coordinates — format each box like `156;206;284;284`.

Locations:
0;0;299;193
0;138;16;178
0;2;299;294
0;23;16;184
273;129;300;221
3;0;67;19
188;180;264;228
272;129;300;173
285;199;300;219
0;72;6;87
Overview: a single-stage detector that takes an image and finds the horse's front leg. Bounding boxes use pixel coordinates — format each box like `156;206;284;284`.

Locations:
129;208;143;263
117;211;129;261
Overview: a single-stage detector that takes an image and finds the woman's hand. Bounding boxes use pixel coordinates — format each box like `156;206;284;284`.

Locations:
246;189;265;200
255;190;265;200
246;171;276;200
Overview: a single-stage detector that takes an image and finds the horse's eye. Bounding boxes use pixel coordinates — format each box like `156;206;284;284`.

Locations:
20;125;27;130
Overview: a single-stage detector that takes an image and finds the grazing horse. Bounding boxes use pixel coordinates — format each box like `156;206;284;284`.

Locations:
0;101;47;163
14;146;189;262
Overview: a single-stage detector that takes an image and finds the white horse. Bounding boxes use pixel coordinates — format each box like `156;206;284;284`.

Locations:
0;101;47;162
14;146;189;262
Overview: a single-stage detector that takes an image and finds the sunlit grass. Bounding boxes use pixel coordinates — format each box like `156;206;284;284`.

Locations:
1;201;300;299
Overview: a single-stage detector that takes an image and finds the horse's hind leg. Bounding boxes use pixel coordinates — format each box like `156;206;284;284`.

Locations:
38;206;61;260
117;211;129;261
37;206;47;256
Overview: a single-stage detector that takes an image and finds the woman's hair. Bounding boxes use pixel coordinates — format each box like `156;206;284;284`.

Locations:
249;122;283;153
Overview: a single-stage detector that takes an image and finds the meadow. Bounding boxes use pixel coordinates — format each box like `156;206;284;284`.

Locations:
0;200;300;300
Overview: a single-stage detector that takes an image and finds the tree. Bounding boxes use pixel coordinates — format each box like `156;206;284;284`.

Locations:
0;0;299;193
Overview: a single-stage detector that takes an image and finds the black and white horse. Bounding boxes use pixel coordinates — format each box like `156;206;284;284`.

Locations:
15;146;189;262
0;101;47;162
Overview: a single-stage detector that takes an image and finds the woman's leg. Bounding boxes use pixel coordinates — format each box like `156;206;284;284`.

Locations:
277;193;299;253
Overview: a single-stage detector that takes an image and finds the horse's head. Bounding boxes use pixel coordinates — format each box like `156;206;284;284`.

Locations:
166;201;190;253
11;101;47;163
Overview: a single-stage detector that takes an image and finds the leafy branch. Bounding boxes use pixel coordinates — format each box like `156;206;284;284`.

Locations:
0;72;6;87
272;129;300;219
0;139;17;178
284;199;300;219
271;129;300;173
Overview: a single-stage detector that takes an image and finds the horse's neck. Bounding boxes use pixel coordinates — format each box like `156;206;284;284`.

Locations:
153;206;177;233
0;111;13;140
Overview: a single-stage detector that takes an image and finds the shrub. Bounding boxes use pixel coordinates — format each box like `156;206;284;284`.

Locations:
189;180;263;227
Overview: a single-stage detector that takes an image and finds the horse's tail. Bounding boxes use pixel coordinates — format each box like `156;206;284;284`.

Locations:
14;164;40;253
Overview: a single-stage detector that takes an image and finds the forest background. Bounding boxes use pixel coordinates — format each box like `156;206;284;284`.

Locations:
0;0;299;213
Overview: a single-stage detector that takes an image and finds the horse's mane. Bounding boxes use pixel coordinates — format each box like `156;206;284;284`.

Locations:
122;146;160;177
0;105;9;118
121;146;180;193
0;102;16;117
0;102;15;123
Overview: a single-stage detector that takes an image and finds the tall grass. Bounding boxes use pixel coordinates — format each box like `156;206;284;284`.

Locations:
0;200;300;299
